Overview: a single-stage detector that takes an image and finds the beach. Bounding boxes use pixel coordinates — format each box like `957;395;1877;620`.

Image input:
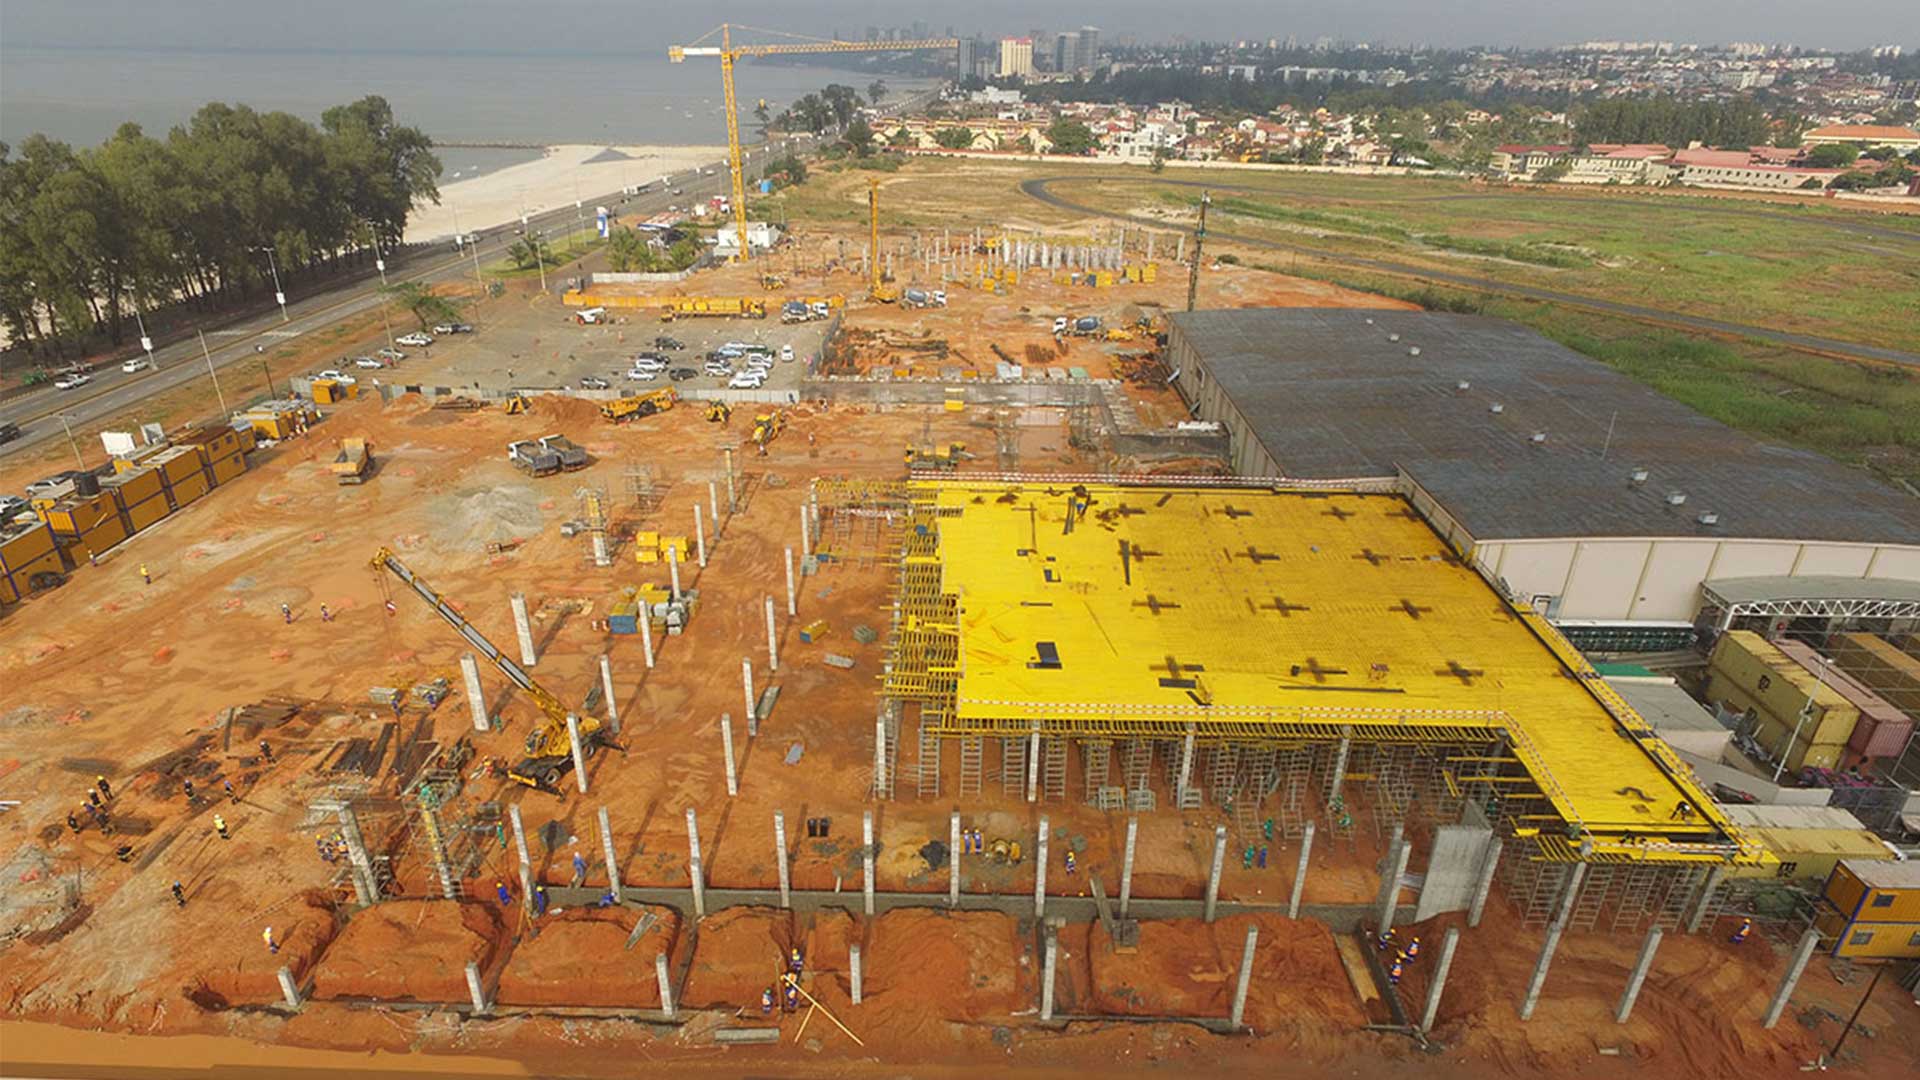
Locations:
405;143;727;243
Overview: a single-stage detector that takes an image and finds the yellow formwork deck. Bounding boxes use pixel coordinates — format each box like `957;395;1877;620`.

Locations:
903;478;1760;866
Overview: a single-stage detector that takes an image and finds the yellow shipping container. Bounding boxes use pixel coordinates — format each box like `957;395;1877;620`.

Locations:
123;492;171;534
154;447;205;486
231;424;258;453
1820;860;1920;958
1;520;58;570
2;546;66;595
174;425;243;462
102;466;165;510
1142;262;1158;283
79;513;129;554
168;469;212;509
1706;631;1857;745
209;451;246;485
1746;709;1845;773
43;492;117;537
633;530;660;564
0;572;16;605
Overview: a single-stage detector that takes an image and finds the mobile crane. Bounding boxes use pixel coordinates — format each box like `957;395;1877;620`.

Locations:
370;547;615;794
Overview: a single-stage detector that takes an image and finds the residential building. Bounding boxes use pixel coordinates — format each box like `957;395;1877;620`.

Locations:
998;38;1035;80
1802;124;1920;150
1670;147;1844;190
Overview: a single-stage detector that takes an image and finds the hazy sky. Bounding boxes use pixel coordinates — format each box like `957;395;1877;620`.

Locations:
2;0;1913;51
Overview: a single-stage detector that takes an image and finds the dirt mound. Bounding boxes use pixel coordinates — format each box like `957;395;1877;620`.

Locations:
530;394;606;427
423;483;546;550
196;890;339;1005
1089;914;1361;1028
679;905;791;1008
309;899;505;1002
865;908;1029;1022
494;904;679;1008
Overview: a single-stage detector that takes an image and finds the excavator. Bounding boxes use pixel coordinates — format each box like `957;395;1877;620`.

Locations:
601;387;679;423
705;400;732;424
370;547;617;794
750;409;787;454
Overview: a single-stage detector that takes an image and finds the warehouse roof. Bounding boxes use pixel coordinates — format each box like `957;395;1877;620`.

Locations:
1167;309;1920;544
1704;576;1920;605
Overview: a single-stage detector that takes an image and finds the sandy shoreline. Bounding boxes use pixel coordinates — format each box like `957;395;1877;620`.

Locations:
406;143;726;244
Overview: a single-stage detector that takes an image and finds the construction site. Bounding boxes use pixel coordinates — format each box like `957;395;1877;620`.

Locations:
6;48;1920;1080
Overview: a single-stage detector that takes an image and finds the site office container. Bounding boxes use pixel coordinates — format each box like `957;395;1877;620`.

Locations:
0;573;15;605
40;491;119;538
208;451;247;485
121;491;172;534
0;520;67;602
114;442;173;474
173;425;244;461
1706;631;1859;744
168;467;212;509
76;511;130;555
101;466;165;510
1819;860;1920;958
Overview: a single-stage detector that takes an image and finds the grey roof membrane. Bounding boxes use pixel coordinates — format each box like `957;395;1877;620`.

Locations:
1169;308;1920;544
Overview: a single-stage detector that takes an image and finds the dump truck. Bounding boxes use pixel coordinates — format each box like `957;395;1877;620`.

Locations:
330;438;372;484
537;434;590;472
508;439;562;477
601;387;679;423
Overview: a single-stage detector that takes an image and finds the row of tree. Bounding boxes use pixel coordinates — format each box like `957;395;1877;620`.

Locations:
1571;98;1778;149
0;95;440;353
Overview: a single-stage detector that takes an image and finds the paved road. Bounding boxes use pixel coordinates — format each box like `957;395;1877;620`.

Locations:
1021;175;1920;369
0;144;784;466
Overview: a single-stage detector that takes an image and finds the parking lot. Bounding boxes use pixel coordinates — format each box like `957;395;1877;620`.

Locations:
346;302;831;398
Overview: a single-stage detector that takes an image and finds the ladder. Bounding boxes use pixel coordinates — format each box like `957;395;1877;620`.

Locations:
958;735;983;798
1081;740;1112;804
1002;735;1026;798
1042;737;1068;802
917;720;940;798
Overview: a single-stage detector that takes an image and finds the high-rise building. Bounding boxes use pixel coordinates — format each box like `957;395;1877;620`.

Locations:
1053;31;1079;74
1075;26;1101;71
998;38;1035;79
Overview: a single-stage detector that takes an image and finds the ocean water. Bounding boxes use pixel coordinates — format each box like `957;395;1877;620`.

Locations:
1;44;935;179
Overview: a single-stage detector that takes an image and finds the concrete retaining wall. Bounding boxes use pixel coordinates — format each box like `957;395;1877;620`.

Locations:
1412;824;1494;922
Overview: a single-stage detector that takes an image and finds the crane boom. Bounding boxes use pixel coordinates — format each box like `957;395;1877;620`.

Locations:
369;547;572;726
670;25;958;262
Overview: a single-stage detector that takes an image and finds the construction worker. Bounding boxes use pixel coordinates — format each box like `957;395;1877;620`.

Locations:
281;602;292;624
82;801;98;823
1263;818;1275;841
761;986;775;1014
1243;845;1255;870
214;814;230;840
171;881;186;907
1064;849;1078;875
87;788;101;808
259;740;274;762
319;603;333;622
67;811;81;833
1257;846;1268;869
783;981;799;1013
99;812;114;836
96;775;112;800
789;946;804;975
495;881;512;906
1377;928;1397;952
140;563;151;585
572;851;588;887
1405;936;1422;962
1009;839;1022;864
1730;917;1753;944
263;926;278;954
1388;957;1404;985
224;779;237;803
183;778;196;802
533;886;549;917
116;844;134;862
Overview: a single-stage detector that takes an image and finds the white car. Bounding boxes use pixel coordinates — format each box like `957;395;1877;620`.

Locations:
376;347;405;361
353;357;384;369
728;371;767;389
396;332;433;347
1052;316;1069;335
779;344;794;362
54;373;91;390
625;369;660;381
314;370;356;383
121;357;153;374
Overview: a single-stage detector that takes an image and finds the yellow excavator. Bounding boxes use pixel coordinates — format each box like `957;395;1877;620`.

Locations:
370;547;617;794
601;387;679;423
750;409;787;454
705;400;732;424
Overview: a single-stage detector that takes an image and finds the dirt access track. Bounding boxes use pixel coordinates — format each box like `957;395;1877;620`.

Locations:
0;257;1915;1078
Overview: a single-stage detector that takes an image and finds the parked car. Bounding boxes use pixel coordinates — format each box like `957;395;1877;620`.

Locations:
654;336;685;350
314;369;356;383
0;422;21;445
396;332;433;347
25;471;87;498
625;369;660;382
779;344;795;362
728;370;768;388
352;356;384;369
431;323;475;335
121;357;153;374
670;367;697;381
0;494;28;522
54;372;91;390
580;375;610;389
376;347;406;361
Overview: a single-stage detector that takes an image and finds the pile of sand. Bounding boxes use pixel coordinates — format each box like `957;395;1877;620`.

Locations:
424;484;546;550
679;906;791;1009
494;904;679;1008
309;900;505;1002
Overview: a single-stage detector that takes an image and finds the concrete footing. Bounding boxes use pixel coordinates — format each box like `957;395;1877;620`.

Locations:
720;714;738;797
277;966;302;1010
460;654;489;731
774;811;791;908
850;944;864;1005
565;715;589;794
1466;836;1503;928
1035;816;1051;918
639;604;655;668
598;806;621;891
862;811;876;916
784;547;797;616
1376;840;1410;935
949;812;962;906
1040;930;1059;1021
597;654;619;734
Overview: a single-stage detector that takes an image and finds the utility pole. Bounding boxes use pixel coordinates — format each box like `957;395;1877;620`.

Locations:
1185;190;1209;313
57;414;86;471
198;330;229;415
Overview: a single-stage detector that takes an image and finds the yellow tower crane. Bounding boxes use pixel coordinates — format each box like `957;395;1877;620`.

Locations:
669;24;958;262
869;177;897;302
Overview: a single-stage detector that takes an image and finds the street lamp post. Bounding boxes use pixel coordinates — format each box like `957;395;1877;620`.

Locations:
56;414;86;471
132;301;155;367
259;246;289;322
370;228;389;287
197;330;229;415
530;228;548;294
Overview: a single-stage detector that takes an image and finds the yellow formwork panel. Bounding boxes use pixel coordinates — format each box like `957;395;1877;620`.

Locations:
916;479;1752;861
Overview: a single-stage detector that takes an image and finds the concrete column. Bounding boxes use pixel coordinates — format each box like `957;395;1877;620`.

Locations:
1176;728;1195;807
1466;836;1503;928
667;544;682;601
1376;840;1410;934
1686;865;1727;933
508;803;530;867
1289;821;1316;918
1118;815;1138;918
591;532;609;567
784;546;797;616
799;503;811;560
465;961;488;1014
720;714;739;796
862;810;876;916
774;810;791;908
949;812;962;906
1327;731;1352;803
276;966;302;1010
1026;730;1041;803
686;807;705;917
598;654;619;734
742;659;756;731
724;448;736;512
597;806;621;895
1518;863;1587;1021
655;952;675;1017
566;714;589;794
1035;816;1051;917
460;654;489;731
764;597;779;672
850;944;864;1005
873;718;887;799
1419;926;1462;1033
510;592;537;667
517;860;533;915
1762;929;1822;1029
1040;930;1059;1021
708;480;719;527
692;503;707;568
335;805;378;905
639;603;655;668
1616;926;1663;1023
421;806;457;900
1228;925;1259;1029
1204;824;1229;923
